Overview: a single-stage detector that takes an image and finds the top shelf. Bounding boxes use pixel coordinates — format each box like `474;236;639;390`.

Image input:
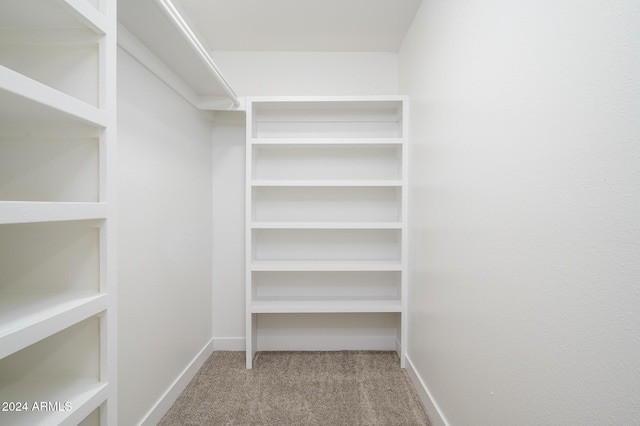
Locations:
250;96;405;110
0;0;109;122
249;97;407;139
0;0;105;35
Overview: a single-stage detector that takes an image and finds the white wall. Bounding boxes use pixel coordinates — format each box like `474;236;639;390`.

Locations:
117;48;213;425
211;111;246;347
399;1;640;425
212;51;398;96
210;51;400;347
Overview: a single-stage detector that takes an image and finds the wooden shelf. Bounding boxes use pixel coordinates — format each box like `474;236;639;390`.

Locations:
250;138;404;145
0;379;107;426
0;202;107;225
0;27;99;45
117;0;237;104
0;292;107;360
0;1;104;110
59;0;107;35
251;260;403;272
251;180;402;187
251;221;402;229
0;66;106;127
0;0;102;31
250;298;402;314
252;185;401;223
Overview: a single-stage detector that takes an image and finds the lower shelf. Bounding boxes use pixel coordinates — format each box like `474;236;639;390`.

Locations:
0;379;107;426
251;260;402;271
245;311;403;368
0;292;107;359
250;298;402;313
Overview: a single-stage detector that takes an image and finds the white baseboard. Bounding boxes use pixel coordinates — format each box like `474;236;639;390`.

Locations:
139;338;215;426
213;337;245;351
404;354;449;426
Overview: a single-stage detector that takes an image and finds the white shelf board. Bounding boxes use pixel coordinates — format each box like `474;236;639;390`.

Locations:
118;0;237;101
0;66;106;127
0;0;95;30
254;116;399;124
250;96;405;112
61;0;107;35
251;260;402;272
0;292;107;360
251;221;402;229
250;138;404;145
0;379;107;426
251;180;403;187
249;95;407;103
0;202;107;225
0;27;99;45
250;298;402;314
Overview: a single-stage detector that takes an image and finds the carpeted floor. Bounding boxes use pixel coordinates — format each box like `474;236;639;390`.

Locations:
159;351;431;426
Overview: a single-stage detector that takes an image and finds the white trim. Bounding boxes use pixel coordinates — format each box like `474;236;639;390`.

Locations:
213;337;246;351
404;355;449;426
0;65;107;127
139;339;214;426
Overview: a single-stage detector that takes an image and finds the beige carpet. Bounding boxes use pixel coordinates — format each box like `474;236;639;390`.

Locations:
159;351;431;426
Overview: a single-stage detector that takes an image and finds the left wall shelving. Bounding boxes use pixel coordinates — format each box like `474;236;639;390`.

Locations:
0;0;117;424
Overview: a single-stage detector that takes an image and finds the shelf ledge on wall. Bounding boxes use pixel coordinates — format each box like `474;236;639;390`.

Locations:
118;0;241;111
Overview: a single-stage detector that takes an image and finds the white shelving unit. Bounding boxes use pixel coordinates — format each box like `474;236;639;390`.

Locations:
245;96;408;369
1;1;116;425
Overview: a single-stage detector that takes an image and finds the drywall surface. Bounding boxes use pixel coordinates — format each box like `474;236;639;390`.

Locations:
212;51;398;96
399;1;640;424
117;49;213;425
211;111;246;343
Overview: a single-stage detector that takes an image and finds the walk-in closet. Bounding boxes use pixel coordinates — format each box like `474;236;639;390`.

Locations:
1;0;639;424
